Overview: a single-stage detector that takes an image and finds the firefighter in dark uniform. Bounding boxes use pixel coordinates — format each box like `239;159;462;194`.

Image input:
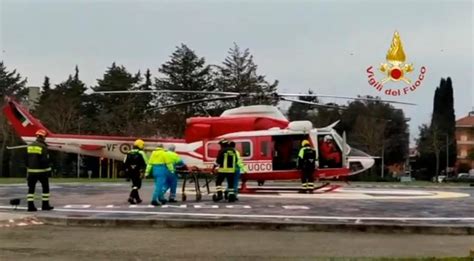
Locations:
26;129;54;212
298;139;317;193
123;139;148;204
213;139;237;203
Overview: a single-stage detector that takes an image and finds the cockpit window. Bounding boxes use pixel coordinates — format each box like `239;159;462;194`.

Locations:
206;140;252;159
332;131;350;153
235;141;252;158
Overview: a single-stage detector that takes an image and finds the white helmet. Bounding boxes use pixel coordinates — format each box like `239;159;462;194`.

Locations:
323;135;333;142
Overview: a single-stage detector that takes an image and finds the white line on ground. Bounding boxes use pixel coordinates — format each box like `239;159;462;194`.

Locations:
1;206;472;221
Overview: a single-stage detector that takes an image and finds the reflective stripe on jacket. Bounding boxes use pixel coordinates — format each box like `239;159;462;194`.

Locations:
27;140;51;174
217;148;237;173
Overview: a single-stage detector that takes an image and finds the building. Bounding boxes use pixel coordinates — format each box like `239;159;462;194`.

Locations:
455;110;474;170
27;86;40;110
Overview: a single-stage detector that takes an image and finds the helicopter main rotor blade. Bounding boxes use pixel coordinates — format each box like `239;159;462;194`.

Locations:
153;95;240;110
280;97;346;110
94;90;239;96
278;93;416;105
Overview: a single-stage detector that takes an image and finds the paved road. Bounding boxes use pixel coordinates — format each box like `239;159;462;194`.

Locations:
0;182;473;227
0;225;473;260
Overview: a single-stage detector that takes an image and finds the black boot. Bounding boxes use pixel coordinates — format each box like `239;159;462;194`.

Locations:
27;201;37;212
212;191;223;202
41;201;54;211
135;196;142;204
228;193;236;203
134;190;143;204
128;197;136;204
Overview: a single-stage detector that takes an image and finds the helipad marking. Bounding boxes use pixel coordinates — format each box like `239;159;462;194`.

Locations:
282;205;310;210
129;205;154;208
221;189;470;200
194;205;219;209
2;206;472;222
63;204;91;208
45;208;474;221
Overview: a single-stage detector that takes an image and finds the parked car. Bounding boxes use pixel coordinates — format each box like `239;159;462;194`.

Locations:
447;173;474;183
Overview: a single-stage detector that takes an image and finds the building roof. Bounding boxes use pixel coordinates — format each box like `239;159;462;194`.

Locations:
456;112;474;127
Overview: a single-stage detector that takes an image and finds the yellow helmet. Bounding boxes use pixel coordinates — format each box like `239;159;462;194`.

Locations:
134;139;145;149
301;140;310;146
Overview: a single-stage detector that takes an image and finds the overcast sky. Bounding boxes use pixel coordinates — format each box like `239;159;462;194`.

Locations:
1;0;473;145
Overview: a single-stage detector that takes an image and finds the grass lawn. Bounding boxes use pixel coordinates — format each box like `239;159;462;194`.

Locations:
348;257;474;261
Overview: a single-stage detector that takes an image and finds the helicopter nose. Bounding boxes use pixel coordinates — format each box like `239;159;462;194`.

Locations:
347;148;375;174
360;156;375;170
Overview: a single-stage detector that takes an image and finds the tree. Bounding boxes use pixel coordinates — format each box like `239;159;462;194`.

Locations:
469;148;474;161
418;123;443;180
308;104;343;129
155;44;213;136
287;90;319;121
342;100;408;165
417;77;457;178
0;62;28;176
35;66;87;133
92;63;143;135
214;43;279;109
34;67;89;177
42;76;51;93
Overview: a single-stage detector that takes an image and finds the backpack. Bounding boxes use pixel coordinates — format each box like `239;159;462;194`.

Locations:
301;148;316;170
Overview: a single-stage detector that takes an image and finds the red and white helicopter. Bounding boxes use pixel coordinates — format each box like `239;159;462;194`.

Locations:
3;90;413;192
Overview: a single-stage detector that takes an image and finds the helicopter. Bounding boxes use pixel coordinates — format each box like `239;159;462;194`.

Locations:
3;90;414;192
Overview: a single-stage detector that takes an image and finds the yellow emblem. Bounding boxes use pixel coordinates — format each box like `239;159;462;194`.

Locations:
379;31;414;84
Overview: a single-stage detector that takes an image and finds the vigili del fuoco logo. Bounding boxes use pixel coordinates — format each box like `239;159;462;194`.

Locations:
366;31;426;96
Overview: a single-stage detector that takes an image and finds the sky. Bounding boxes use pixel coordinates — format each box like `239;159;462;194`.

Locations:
1;0;473;145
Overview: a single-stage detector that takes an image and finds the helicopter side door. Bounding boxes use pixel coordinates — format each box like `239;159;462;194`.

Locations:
317;133;343;169
272;134;310;170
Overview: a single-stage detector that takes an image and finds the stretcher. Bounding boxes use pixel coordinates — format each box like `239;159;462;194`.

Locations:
178;167;213;202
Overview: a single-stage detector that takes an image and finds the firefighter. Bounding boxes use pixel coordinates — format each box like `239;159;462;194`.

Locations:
123;139;148;204
145;144;172;206
297;139;317;193
213;139;237;203
163;144;185;203
26;129;54;212
226;141;245;200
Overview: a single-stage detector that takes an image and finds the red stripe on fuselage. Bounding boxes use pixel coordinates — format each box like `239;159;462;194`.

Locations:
241;168;350;181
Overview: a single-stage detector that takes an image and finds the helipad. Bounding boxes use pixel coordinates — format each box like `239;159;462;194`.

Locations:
0;182;473;233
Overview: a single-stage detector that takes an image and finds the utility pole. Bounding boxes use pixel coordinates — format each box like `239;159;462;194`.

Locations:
381;141;385;179
381;119;392;179
446;134;449;176
77;119;81;178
